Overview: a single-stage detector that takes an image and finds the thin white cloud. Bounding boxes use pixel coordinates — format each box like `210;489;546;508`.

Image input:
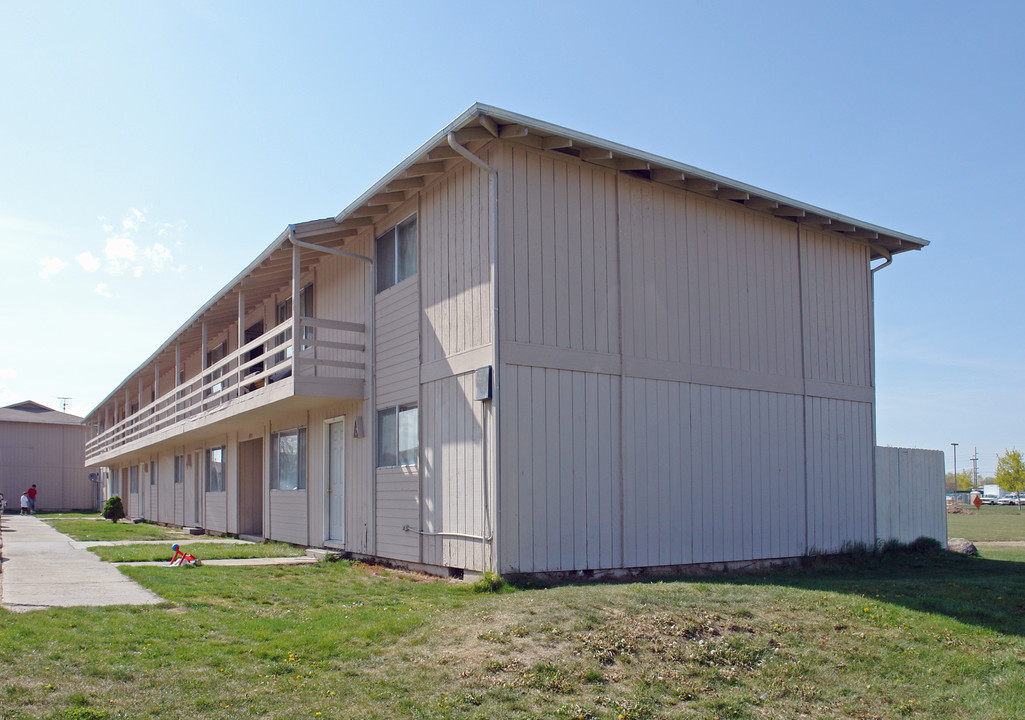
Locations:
104;235;137;274
145;242;173;271
122;208;145;232
76;251;101;272
132;266;143;278
94;283;112;298
0;368;16;380
39;256;69;279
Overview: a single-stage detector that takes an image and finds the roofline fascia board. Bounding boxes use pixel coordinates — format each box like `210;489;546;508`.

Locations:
470;105;929;251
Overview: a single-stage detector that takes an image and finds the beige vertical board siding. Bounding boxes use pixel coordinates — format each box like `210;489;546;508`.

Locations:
804;398;875;551
622;381;807;566
875;447;946;546
421;157;492;363
617;177;802;375
493;144;620;351
269;491;308;545
421;373;489;571
498;365;621;573
375;466;419;561
0;423;93;511
375;277;419;408
800;228;872;387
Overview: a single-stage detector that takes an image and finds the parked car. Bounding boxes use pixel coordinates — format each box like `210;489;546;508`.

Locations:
997;495;1016;505
981;496;998;505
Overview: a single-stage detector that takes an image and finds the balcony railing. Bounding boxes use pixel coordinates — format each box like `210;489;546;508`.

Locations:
85;316;365;462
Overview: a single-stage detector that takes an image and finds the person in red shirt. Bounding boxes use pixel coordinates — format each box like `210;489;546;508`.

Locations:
26;485;37;514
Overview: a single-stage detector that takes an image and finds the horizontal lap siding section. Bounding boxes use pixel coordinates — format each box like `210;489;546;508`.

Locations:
499;365;620;574
375;277;419;409
622;380;805;566
205;492;226;534
376;467;419;561
269;491;307;545
421;373;488;572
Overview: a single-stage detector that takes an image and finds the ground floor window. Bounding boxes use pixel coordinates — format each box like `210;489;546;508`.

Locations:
271;427;307;490
206;446;225;492
174;455;184;484
150;461;157;485
129;465;139;494
377;403;418;468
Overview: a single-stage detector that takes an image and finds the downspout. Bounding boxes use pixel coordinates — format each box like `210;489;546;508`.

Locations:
869;245;892;273
446;130;499;571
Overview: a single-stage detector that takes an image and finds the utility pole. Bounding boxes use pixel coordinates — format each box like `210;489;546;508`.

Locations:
971;447;979;488
951;442;959;490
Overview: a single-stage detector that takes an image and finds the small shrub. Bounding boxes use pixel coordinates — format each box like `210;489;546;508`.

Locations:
471;571;506;593
101;496;125;523
906;536;942;554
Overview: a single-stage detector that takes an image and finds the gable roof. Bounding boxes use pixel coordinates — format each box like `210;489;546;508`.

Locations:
85;104;927;419
334;103;928;259
0;401;84;425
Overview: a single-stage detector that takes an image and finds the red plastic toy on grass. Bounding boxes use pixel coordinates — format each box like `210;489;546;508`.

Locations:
165;544;201;567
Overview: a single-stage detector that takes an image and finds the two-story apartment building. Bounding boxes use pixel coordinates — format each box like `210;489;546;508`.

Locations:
84;104;927;576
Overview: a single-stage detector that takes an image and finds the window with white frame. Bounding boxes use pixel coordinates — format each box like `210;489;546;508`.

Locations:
270;427;307;490
205;446;225;492
129;465;139;494
375;216;417;293
377;403;418;468
174;455;184;484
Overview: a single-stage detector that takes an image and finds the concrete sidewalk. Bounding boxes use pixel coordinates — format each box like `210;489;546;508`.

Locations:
0;514;163;613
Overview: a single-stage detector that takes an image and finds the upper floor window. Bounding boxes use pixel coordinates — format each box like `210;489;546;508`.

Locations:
376;216;417;293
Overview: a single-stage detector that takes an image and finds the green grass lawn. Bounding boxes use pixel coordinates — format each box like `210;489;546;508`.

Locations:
89;541;306;563
947;505;1025;541
39;513;191;542
1;548;1024;720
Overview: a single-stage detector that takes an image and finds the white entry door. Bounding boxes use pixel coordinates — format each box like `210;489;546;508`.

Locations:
327;418;346;542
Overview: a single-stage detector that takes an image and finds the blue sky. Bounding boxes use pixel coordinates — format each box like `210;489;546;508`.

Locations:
1;1;1020;477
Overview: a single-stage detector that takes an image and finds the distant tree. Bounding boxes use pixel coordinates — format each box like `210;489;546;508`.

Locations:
995;450;1025;511
945;469;975;491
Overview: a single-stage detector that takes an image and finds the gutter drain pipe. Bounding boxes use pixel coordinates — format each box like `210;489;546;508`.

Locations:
870;245;892;273
440;130;499;566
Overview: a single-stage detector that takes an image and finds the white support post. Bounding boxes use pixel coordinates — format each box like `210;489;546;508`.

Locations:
174;343;181;421
238;289;245;396
201;321;208;410
292;240;301;376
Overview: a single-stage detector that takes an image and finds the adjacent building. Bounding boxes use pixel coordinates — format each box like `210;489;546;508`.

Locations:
1;401;98;511
83;104;928;576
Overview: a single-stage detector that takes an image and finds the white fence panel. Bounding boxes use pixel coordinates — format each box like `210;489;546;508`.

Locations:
875;446;946;547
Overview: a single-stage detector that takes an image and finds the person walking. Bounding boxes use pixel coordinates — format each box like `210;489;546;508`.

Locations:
20;492;30;515
27;484;37;514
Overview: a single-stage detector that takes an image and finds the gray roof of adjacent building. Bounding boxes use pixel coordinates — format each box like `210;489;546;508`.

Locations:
0;401;84;426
